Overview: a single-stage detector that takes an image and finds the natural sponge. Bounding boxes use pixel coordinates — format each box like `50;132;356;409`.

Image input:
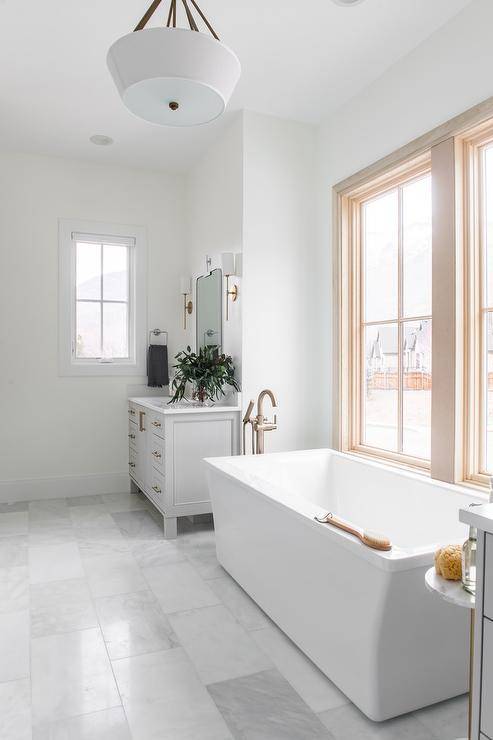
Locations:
435;545;462;581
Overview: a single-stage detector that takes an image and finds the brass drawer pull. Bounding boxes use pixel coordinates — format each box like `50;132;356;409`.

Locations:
151;420;162;428
129;462;136;468
139;411;146;432
152;451;162;459
152;485;161;494
128;408;136;416
128;433;136;440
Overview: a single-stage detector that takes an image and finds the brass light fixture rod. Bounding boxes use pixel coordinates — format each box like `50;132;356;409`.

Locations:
134;0;219;39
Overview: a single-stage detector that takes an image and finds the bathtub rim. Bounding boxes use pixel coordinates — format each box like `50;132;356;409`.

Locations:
204;448;484;573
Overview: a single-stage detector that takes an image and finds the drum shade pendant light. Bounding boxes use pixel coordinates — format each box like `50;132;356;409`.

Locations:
107;0;241;127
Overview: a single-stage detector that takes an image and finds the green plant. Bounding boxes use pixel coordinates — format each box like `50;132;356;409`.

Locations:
169;345;240;404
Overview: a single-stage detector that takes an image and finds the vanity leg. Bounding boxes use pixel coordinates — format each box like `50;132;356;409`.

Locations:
163;516;177;540
130;479;140;494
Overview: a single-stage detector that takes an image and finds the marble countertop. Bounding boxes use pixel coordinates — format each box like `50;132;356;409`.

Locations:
129;397;241;415
459;501;493;534
425;567;475;609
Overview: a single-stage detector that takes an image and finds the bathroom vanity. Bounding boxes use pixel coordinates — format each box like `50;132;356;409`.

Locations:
128;397;240;537
460;503;493;740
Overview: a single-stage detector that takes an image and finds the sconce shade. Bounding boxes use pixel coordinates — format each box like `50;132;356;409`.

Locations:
180;276;192;295
221;252;235;276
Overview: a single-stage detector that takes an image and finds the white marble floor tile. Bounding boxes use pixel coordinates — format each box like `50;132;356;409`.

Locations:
0;534;28;566
69;504;117;530
251;624;350;713
75;529;129;556
67;495;104;507
102;492;148;513
30;577;97;637
29;541;84;584
0;501;29;513
168;604;273;685
28;528;76;547
412;694;468;739
82;552;146;598
31;627;120;725
0;610;30;682
142;561;220;614
111;510;163;540
208;668;331;739
131;539;186;568
0;565;29;613
95;589;179;659
0;511;29;536
113;647;233;740
28;501;70;530
32;706;131;740
0;678;31;740
318;702;439;740
209;574;269;630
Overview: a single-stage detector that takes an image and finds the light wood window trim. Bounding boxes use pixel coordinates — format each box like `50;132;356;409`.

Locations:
333;95;493;486
460;121;493;485
337;154;432;470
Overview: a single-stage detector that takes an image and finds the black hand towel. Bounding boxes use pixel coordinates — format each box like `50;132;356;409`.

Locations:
147;345;169;388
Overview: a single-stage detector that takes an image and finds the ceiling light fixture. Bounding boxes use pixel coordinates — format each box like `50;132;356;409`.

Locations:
89;134;114;146
107;0;241;128
331;0;366;5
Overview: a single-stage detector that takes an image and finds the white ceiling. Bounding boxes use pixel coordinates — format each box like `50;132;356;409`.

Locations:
0;0;472;173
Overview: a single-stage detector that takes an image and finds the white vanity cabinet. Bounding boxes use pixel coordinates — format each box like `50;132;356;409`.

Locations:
460;504;493;739
127;398;241;538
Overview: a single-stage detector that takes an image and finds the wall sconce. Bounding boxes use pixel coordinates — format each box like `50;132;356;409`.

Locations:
180;277;193;330
221;252;238;322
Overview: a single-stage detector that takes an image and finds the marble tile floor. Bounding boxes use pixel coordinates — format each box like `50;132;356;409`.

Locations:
0;492;468;739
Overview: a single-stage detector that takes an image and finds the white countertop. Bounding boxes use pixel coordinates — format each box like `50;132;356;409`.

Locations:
425;567;475;609
459;501;493;534
129;397;241;415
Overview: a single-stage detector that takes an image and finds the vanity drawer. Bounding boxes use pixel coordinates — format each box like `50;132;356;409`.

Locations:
148;411;165;438
149;469;165;508
481;617;493;738
128;403;138;421
149;434;165;473
484;534;493;620
128;448;139;482
128;420;137;450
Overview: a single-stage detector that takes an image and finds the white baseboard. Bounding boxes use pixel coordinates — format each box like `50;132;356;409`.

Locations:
0;472;131;503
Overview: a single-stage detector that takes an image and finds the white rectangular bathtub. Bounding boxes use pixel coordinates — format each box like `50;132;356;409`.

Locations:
204;448;482;721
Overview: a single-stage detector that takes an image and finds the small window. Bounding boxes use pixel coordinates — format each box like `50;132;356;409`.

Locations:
59;220;147;376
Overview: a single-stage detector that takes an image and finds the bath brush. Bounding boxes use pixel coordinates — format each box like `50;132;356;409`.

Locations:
315;512;392;551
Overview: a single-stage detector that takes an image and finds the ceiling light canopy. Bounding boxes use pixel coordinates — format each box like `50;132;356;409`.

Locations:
107;0;241;128
89;134;114;146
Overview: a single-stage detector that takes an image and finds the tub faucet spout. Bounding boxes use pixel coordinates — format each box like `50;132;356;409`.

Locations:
254;389;277;454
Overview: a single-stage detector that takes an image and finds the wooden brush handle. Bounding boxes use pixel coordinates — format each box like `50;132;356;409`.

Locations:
326;514;363;542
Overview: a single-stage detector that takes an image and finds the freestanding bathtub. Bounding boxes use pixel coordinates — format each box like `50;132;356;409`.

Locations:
204;448;482;722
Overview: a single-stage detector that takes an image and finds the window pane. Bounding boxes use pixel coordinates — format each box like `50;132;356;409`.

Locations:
76;301;101;358
363;324;398;451
484;313;493;473
102;302;128;359
485;147;493;309
363;191;398;322
76;242;101;300
402;319;432;459
103;244;128;301
403;175;432;318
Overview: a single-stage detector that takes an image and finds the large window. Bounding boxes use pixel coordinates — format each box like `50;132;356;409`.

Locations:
338;155;432;470
464;130;493;483
58;220;147;376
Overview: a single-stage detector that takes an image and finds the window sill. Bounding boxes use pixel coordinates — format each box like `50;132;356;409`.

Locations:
59;361;146;378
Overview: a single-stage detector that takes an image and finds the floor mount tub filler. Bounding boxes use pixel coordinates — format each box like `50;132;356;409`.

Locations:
205;448;481;721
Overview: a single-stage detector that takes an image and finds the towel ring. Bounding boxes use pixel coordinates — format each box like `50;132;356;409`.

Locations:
148;329;168;345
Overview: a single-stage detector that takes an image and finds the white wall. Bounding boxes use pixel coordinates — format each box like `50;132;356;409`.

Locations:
184;115;243;380
242;111;318;452
0;151;185;498
316;0;493;448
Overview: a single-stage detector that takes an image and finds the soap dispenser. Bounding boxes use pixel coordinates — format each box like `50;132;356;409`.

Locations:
461;487;488;596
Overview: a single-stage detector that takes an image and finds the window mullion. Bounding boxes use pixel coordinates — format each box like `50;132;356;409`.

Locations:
100;244;104;358
397;185;404;454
